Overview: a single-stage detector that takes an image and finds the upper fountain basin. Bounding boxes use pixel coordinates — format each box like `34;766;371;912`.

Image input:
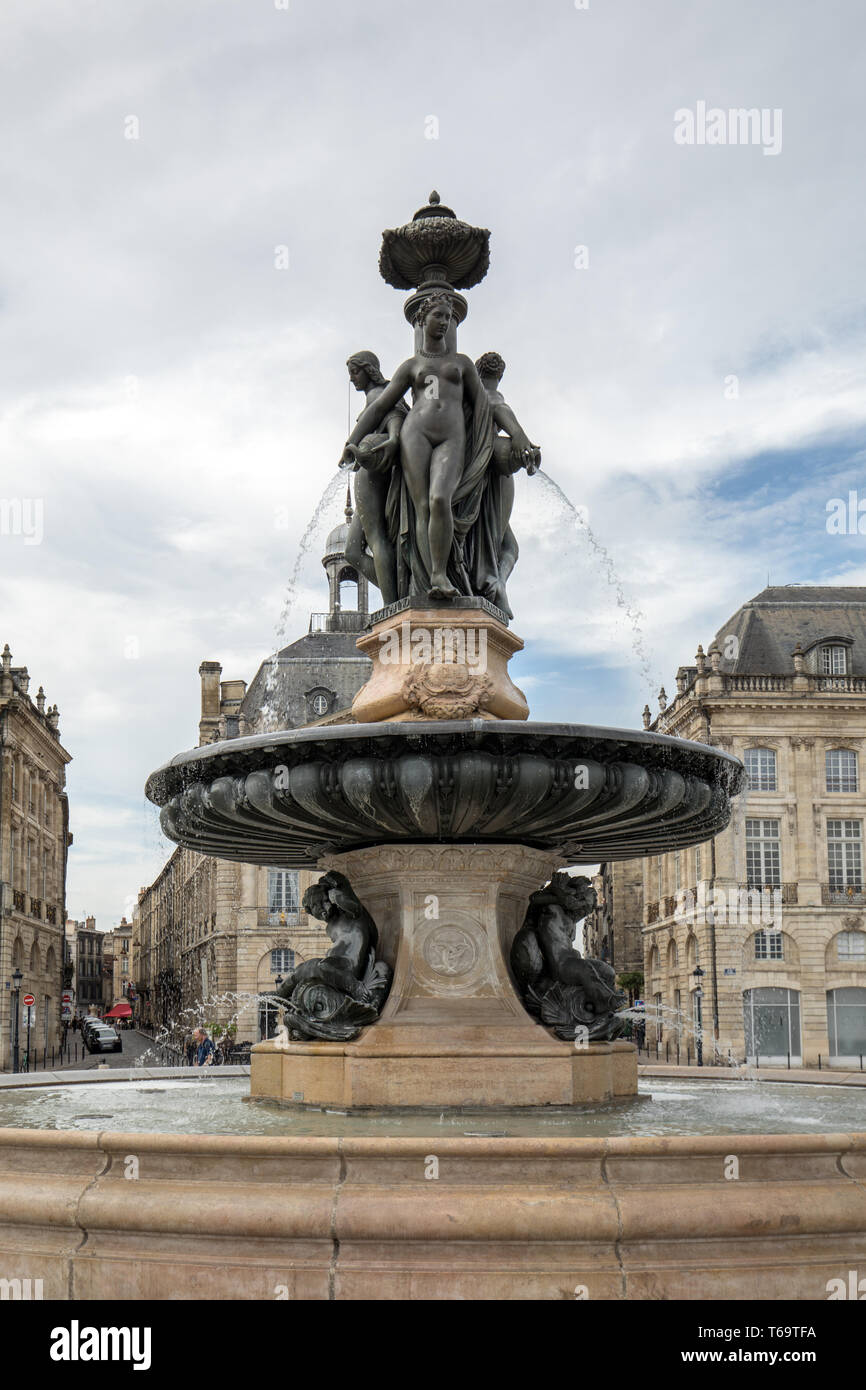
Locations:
145;720;744;868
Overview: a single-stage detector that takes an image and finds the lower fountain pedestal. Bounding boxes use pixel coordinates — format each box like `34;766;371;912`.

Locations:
250;843;637;1109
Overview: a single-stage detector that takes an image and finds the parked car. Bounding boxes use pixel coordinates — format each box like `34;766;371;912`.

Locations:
85;1023;122;1054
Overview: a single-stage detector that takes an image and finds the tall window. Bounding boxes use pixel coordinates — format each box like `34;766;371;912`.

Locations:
744;748;777;791
743;987;801;1061
268;869;300;923
827;820;863;890
11;757;17;804
820;644;847;676
746;818;781;888
837;931;866;962
754;930;783;961
26;839;32;894
270;948;296;974
695;845;702;882
656;856;662;899
674;851;681;890
826;749;858;793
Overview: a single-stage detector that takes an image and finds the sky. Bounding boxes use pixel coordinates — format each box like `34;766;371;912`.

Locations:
1;0;865;927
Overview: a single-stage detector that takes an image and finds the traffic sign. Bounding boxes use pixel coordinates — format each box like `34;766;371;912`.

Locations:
23;993;35;1007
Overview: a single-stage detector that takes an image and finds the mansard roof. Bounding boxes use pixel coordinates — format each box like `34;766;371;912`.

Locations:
710;586;866;675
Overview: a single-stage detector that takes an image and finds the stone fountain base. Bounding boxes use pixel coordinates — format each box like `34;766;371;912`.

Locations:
2;1125;864;1300
250;842;637;1109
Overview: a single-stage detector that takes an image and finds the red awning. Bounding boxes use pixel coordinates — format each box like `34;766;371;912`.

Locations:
104;1002;133;1018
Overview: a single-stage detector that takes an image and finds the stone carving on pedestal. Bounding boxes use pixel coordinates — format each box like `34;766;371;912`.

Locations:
510;872;626;1042
402;663;494;719
275;871;391;1041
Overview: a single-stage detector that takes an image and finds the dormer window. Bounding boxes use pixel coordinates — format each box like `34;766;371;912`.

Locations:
820;644;848;676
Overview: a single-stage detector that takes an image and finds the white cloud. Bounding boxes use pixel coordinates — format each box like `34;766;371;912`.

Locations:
2;0;864;921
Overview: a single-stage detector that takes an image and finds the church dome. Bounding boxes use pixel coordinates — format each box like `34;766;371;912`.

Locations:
325;520;349;555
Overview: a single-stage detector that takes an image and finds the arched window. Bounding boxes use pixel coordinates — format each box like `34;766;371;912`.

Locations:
338;566;358;612
754;929;783;961
826;749;858;793
667;939;678;970
827;987;866;1059
270;948;295;974
29;941;41;973
649;945;660;973
743;987;801;1062
744;748;777;792
836;930;866;962
46;946;56;975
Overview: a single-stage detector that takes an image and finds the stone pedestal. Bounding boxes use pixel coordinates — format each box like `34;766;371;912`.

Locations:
250;843;637;1109
350;602;529;723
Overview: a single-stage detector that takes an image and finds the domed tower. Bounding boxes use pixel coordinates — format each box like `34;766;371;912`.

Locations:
319;485;369;634
235;483;373;731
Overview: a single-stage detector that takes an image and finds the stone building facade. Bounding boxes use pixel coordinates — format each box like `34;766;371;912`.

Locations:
99;916;134;1015
66;917;106;1016
0;645;71;1067
637;586;866;1067
134;511;371;1043
584;860;644;980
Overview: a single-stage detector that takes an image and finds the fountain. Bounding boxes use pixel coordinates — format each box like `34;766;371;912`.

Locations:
3;195;864;1303
145;192;743;1110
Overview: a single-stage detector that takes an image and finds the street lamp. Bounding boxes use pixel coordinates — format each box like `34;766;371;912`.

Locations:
693;965;705;1067
11;967;23;1073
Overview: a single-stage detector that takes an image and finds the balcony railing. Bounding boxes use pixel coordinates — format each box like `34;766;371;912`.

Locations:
645;883;797;923
12;889;25;913
268;911;301;927
728;675;790;692
822;882;866;905
29;897;42;919
817;676;866;692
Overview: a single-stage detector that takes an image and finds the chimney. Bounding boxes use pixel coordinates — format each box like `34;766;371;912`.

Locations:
198;661;223;746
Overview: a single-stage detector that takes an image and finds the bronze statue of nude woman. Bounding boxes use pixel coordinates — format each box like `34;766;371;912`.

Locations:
340;291;492;601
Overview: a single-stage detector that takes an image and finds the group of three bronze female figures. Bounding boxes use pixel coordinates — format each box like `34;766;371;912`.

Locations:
338;289;541;620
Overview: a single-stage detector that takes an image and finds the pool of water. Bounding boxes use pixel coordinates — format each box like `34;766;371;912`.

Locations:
0;1076;863;1137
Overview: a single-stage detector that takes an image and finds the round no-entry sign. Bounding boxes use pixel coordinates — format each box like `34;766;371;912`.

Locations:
23;993;35;1007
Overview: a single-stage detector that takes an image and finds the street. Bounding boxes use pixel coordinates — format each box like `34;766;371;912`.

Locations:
48;1029;165;1072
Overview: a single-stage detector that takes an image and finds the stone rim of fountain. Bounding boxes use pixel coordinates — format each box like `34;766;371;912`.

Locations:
145;718;745;868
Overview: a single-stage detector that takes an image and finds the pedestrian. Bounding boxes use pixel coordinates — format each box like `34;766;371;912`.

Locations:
192;1027;215;1067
